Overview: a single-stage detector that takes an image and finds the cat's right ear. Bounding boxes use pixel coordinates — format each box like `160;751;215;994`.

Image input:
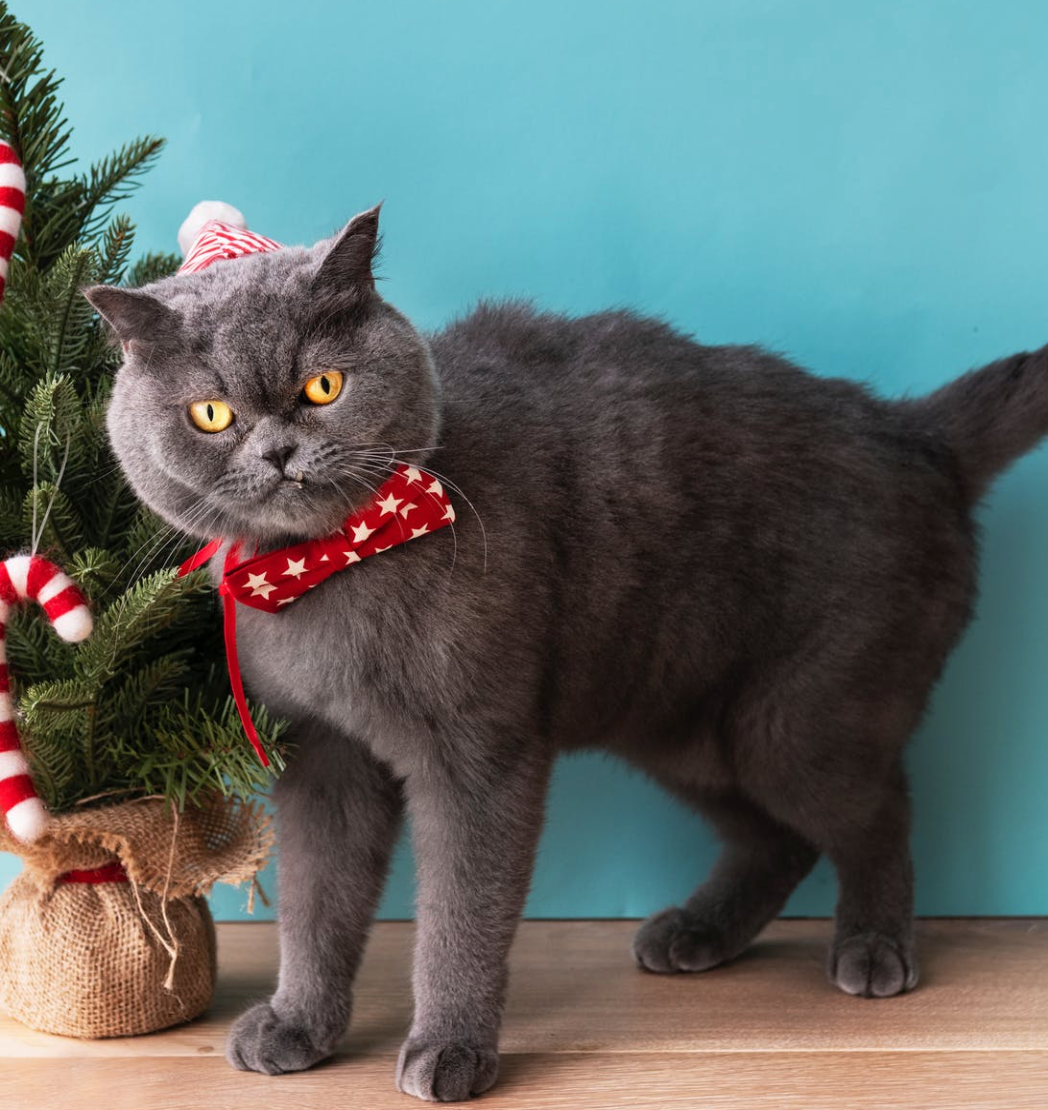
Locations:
83;286;180;347
312;204;382;298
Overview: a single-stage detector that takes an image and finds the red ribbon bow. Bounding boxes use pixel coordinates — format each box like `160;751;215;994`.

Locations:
179;465;455;765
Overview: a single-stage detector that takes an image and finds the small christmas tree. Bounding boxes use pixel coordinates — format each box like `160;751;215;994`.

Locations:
0;1;285;815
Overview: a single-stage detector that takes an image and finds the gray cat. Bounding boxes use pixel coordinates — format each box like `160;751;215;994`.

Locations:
86;208;1048;1102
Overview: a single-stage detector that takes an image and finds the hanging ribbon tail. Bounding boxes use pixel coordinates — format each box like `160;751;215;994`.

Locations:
220;584;270;768
178;538;222;578
177;539;270;768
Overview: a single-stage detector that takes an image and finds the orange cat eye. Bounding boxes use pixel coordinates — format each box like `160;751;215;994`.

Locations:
302;371;343;405
188;399;234;432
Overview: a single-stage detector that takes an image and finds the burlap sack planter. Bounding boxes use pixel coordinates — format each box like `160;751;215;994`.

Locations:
0;795;271;1038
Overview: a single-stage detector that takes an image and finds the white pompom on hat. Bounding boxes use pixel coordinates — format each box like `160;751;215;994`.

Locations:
177;201;247;256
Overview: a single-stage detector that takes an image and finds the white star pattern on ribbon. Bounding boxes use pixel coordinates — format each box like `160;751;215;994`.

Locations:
218;464;455;621
244;572;277;599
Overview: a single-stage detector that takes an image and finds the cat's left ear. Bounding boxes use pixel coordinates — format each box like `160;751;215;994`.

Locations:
83;285;180;345
312;204;382;296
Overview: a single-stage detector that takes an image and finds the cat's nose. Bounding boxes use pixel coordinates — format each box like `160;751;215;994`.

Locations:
261;443;296;474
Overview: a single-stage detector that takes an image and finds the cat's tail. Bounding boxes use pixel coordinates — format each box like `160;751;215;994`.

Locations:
915;342;1048;502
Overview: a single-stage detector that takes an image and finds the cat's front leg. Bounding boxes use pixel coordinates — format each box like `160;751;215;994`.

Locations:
396;745;551;1102
227;722;403;1075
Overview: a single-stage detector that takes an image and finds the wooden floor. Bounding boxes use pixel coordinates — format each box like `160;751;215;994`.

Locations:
0;919;1045;1109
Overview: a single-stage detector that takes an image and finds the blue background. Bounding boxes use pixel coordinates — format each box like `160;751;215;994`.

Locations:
4;0;1047;919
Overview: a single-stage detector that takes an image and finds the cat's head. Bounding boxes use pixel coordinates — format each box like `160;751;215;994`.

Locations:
85;207;441;545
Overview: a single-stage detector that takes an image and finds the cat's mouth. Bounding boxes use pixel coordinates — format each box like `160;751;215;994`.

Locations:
188;462;374;543
239;473;362;541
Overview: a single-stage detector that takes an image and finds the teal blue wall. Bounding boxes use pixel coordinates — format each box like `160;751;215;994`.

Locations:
4;0;1048;918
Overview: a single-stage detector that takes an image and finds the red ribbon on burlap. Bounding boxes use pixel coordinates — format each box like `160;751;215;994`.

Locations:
57;861;129;884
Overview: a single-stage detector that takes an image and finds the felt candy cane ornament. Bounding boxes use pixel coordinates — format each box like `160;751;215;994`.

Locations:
0;140;26;299
0;557;92;842
0;145;93;842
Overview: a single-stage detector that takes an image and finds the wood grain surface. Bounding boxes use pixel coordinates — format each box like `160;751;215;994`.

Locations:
1;919;1045;1109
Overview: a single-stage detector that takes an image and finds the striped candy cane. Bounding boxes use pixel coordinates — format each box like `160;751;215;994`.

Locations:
0;141;26;301
0;556;92;843
0;147;85;841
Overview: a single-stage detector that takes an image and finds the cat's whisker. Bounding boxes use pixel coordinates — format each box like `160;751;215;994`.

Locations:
99;522;182;652
321;463;459;579
349;443;445;460
114;495;219;594
100;499;226;683
90;458;138;485
113;523;175;588
113;515;186;594
327;465;383;507
331;457;464;579
351;454;485;575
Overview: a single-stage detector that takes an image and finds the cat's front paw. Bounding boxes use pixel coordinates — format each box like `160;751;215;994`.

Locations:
226;1000;339;1075
829;931;918;998
632;906;735;973
396;1037;500;1102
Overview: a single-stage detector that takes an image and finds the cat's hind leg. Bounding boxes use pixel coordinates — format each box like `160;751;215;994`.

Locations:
227;722;403;1075
632;786;818;974
737;697;920;998
819;763;918;997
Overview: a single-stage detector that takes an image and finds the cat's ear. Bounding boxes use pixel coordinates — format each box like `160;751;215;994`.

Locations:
83;286;180;345
312;204;382;296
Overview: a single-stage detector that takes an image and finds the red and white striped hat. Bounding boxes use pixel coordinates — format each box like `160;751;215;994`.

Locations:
176;200;282;275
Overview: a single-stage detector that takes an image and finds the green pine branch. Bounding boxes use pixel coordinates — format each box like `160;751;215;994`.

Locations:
4;604;73;685
98;214;134;285
43;244;98;376
128;251;180;288
0;2;288;816
0;8;74;183
75;568;205;683
0;483;19;548
19;374;81;478
78;136;164;241
0;5;163;269
131;693;287;810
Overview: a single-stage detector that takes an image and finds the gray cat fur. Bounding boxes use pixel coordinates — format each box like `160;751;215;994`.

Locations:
85;208;1048;1102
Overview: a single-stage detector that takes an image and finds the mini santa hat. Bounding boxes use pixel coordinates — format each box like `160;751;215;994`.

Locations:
177;200;283;274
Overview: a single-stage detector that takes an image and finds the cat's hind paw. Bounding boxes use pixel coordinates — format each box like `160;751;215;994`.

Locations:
632;906;738;974
396;1038;499;1102
226;1000;336;1075
829;931;918;998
